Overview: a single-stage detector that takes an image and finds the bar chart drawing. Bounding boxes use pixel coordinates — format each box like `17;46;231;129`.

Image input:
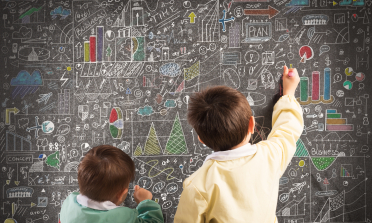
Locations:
97;27;104;62
89;35;97;62
334;13;345;24
143;74;155;87
325;109;354;131
14;4;46;24
84;41;90;62
298;68;334;105
6;131;33;151
276;195;306;216
275;18;287;31
340;164;353;177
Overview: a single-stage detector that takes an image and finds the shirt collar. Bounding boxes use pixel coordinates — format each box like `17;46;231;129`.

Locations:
204;143;257;163
76;194;119;211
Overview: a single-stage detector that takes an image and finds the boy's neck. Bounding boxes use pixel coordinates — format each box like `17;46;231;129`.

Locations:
230;134;251;150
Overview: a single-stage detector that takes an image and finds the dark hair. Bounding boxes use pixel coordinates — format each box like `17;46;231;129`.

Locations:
78;145;135;202
187;86;252;151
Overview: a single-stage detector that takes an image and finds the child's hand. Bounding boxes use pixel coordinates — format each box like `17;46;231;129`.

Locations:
133;185;153;204
282;65;300;97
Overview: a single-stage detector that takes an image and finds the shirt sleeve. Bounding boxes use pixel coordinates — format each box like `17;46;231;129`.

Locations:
257;95;304;175
174;181;208;223
134;200;164;223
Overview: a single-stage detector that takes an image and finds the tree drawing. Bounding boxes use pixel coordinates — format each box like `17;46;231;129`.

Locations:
165;113;188;155
143;123;162;155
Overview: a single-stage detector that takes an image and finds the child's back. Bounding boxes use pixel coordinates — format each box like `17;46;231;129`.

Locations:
61;192;161;223
174;66;303;222
60;145;164;223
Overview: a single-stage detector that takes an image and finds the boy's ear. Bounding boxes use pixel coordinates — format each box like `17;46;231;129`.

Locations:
117;188;128;200
248;116;255;134
198;136;204;144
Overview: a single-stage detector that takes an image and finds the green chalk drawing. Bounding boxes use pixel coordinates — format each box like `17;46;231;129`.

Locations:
20;6;44;19
45;151;60;170
311;157;336;171
300;77;308;102
294;139;309;157
132;37;144;61
165;113;188;155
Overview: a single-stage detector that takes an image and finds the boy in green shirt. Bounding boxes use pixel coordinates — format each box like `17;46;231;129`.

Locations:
60;145;164;223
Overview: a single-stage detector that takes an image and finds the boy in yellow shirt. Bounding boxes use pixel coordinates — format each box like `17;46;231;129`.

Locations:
174;66;304;222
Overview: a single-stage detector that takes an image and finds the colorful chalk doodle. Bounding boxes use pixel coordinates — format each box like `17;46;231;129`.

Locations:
0;0;370;222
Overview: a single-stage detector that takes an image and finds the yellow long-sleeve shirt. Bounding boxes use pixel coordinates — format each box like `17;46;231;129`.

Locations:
174;95;304;223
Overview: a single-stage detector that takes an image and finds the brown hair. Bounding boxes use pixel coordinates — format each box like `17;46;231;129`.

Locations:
187;86;252;151
78;145;135;202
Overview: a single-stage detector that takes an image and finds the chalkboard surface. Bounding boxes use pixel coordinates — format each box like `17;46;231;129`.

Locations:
0;0;371;222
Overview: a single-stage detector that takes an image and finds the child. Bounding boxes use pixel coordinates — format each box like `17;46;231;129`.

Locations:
174;66;303;222
60;145;164;223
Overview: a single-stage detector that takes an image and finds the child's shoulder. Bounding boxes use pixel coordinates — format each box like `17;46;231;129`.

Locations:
63;191;79;204
183;161;215;187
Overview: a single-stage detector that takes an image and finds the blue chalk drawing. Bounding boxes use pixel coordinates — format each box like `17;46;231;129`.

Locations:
159;63;181;77
11;70;43;86
138;105;154;116
219;10;235;32
50;6;71;19
164;99;177;108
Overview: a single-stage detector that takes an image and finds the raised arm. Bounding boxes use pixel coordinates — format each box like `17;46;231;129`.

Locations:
257;66;304;175
134;199;164;223
133;185;164;223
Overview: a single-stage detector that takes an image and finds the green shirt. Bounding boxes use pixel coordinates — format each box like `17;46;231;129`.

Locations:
60;192;164;223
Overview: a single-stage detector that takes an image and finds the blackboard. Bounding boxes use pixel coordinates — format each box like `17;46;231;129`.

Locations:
0;0;371;222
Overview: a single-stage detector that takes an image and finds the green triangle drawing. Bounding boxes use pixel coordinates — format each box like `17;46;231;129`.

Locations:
165;113;188;155
134;144;143;156
143;123;162;155
45;151;60;170
311;157;336;171
294;139;309;157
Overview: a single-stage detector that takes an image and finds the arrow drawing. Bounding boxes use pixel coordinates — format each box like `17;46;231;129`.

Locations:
36;92;53;105
219;10;235;32
5;107;20;125
75;42;82;59
244;6;279;19
188;12;196;23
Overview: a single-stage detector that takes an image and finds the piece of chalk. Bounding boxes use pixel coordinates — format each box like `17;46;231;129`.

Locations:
290;64;293;69
288;71;294;77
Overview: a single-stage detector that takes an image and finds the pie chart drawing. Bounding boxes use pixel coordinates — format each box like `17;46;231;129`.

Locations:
105;30;115;41
355;72;365;82
299;45;314;63
343;80;353;90
345;67;353;76
109;107;124;139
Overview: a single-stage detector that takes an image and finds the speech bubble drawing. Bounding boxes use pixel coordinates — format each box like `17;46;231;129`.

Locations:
165;182;178;194
319;45;330;56
334;73;342;83
53;124;70;137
